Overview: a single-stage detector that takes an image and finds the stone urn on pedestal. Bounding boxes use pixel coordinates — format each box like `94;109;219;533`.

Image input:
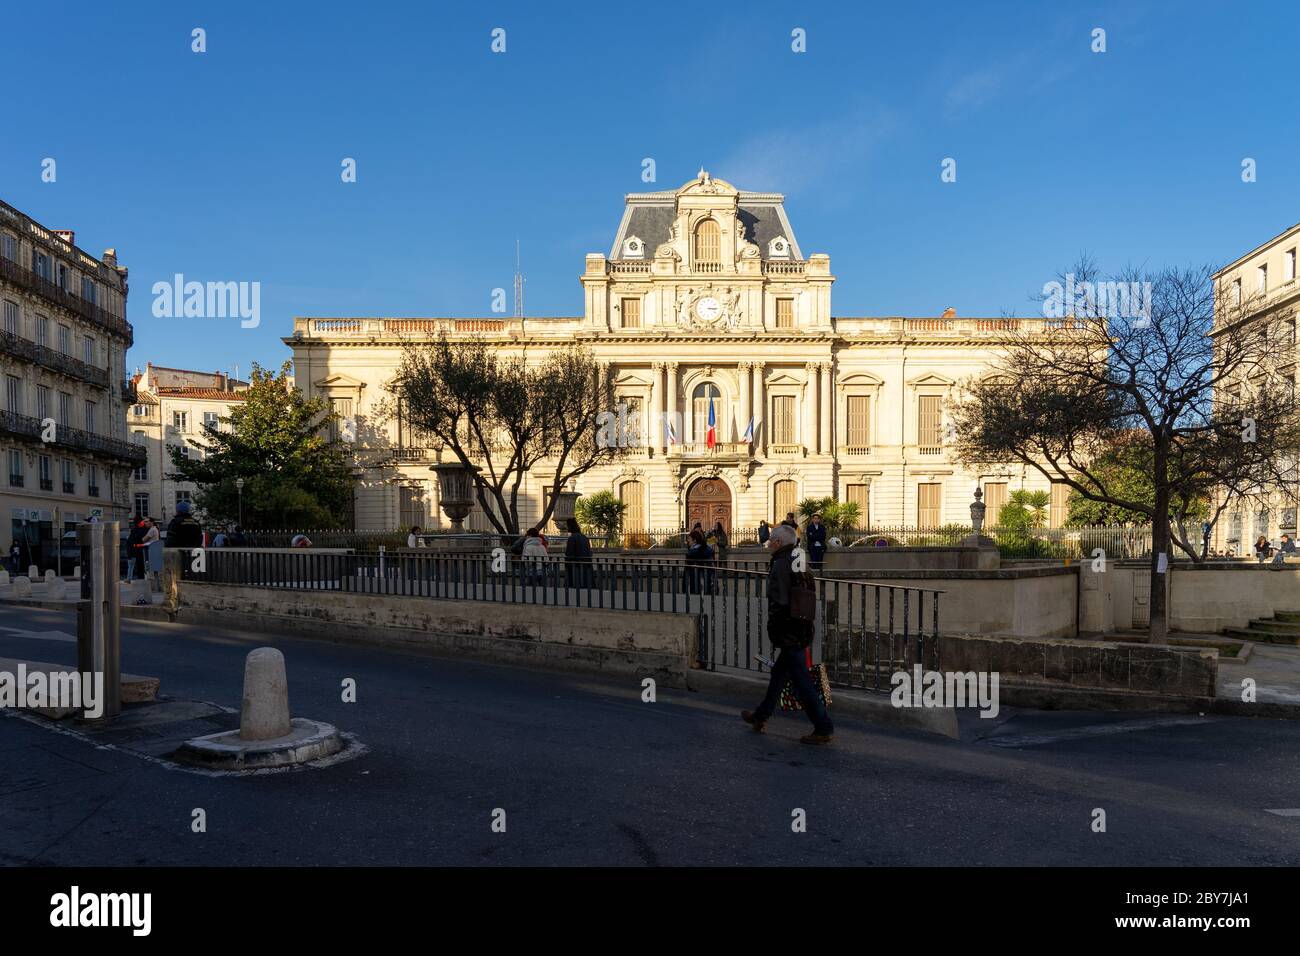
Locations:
963;487;999;564
550;489;580;534
430;461;483;551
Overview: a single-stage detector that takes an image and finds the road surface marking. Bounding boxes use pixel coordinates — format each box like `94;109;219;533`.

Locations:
0;626;75;643
987;715;1213;748
1265;809;1300;817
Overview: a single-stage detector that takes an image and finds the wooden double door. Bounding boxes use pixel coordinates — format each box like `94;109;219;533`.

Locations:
686;478;732;534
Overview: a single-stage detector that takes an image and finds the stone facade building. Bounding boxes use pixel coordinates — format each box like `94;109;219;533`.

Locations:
285;173;1063;534
126;363;248;523
0;199;141;568
1210;222;1300;553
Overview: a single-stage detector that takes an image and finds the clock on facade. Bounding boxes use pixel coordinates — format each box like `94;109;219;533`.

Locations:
694;296;722;323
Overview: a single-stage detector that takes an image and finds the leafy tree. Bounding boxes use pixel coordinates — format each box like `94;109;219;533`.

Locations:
952;257;1300;641
390;337;627;536
1065;435;1209;531
167;361;354;528
574;491;625;546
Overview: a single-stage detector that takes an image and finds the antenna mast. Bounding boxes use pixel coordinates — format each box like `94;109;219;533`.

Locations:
514;239;525;318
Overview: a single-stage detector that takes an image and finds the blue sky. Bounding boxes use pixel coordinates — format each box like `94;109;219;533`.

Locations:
3;0;1297;375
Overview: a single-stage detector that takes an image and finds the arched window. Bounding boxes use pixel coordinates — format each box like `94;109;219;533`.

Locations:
691;382;726;445
694;219;721;268
773;480;798;523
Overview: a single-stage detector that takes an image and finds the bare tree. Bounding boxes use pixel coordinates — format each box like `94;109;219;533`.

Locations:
388;336;628;537
950;257;1300;642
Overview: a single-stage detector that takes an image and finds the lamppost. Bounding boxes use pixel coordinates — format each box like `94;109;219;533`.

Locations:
235;477;245;527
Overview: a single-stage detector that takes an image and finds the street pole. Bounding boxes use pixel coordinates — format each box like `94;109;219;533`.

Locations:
77;520;121;720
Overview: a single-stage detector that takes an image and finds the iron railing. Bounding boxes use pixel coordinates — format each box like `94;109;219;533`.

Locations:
185;548;942;692
0;329;111;388
0;410;147;466
0;252;132;344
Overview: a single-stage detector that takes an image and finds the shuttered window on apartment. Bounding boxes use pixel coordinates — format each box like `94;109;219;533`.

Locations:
917;395;942;453
773;480;798;522
983;482;1008;525
845;482;869;529
772;395;796;445
846;395;870;452
918;483;942;526
621;298;641;329
1050;482;1070;528
620;480;645;531
775;298;794;329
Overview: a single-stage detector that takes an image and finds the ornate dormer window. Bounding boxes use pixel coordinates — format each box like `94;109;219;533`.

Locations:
621;236;645;259
768;235;791;259
694;219;721;271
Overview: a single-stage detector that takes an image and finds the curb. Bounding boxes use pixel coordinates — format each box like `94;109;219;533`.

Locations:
686;668;960;739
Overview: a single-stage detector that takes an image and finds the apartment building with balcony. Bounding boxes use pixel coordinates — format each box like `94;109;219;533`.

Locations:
0;198;143;569
126;363;248;523
284;173;1062;534
1210;222;1300;553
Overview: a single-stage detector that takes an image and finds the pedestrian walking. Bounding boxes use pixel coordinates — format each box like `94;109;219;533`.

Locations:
757;520;770;545
741;523;834;745
564;517;593;588
141;518;162;592
407;525;423;548
711;521;729;564
683;528;715;594
125;518;146;580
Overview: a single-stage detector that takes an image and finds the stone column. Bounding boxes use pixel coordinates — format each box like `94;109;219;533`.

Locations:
752;362;766;455
739;362;752;446
804;363;818;455
666;362;679;447
651;362;664;452
819;362;832;456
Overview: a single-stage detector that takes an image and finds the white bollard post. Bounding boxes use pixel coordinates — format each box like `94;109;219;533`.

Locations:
44;569;57;586
239;647;292;741
0;569;8;587
13;576;32;597
27;565;39;582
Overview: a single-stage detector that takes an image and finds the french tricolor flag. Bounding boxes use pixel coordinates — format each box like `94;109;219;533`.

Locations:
706;397;717;449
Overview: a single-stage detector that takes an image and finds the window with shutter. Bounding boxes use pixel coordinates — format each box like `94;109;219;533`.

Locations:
846;396;870;453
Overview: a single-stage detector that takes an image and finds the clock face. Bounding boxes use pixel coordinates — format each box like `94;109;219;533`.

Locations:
695;296;722;322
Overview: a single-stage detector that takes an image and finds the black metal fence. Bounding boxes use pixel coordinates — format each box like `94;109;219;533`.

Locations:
189;548;941;692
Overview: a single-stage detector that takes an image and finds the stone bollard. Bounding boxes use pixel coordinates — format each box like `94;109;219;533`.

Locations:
239;647;292;741
74;565;81;580
13;576;32;597
44;569;56;586
0;569;8;587
162;549;183;613
27;565;39;582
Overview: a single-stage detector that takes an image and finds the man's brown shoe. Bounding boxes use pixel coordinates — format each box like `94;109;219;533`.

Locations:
741;710;766;733
800;733;834;746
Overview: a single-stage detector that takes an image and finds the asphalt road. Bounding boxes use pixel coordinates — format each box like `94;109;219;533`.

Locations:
1;603;1298;866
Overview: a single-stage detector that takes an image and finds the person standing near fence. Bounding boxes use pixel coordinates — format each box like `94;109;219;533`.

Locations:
806;513;827;570
683;528;714;594
742;523;834;745
564;517;593;588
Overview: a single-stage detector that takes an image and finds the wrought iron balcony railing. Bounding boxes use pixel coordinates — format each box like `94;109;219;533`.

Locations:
0;328;111;389
0;254;132;344
0;410;147;466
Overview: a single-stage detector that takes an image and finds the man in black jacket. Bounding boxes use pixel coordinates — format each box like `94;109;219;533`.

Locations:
741;523;834;744
564;518;593;588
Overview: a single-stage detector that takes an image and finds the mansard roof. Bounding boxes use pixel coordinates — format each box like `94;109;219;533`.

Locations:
609;182;803;261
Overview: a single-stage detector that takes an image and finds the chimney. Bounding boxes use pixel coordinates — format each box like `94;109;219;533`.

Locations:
53;230;74;246
102;248;117;266
940;307;957;318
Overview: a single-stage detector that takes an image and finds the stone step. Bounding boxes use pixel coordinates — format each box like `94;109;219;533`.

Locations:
1247;619;1300;633
1273;610;1300;624
1222;627;1300;645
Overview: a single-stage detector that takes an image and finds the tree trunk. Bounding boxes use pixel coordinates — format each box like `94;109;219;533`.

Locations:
1149;494;1170;644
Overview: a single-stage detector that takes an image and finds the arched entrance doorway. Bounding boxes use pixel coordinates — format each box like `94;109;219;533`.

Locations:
685;477;732;533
